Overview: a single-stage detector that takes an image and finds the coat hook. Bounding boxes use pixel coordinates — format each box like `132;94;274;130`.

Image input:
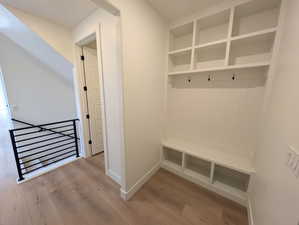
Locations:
187;77;192;83
232;74;236;80
208;74;211;82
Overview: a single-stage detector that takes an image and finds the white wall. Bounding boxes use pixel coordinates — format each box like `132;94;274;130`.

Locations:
0;4;73;83
0;34;76;124
166;80;264;159
250;1;299;224
107;0;167;192
4;5;74;63
74;0;168;192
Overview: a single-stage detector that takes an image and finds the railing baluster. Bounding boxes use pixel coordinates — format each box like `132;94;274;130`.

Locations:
9;130;24;181
73;120;80;158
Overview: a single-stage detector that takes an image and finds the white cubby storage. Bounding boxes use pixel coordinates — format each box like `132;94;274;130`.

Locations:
161;140;254;205
194;42;227;69
167;0;281;77
195;9;230;45
229;31;276;66
168;49;192;73
213;165;250;193
169;22;194;52
232;0;281;37
185;154;211;181
163;147;183;168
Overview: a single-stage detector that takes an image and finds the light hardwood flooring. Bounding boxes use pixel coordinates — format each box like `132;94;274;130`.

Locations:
0;110;248;225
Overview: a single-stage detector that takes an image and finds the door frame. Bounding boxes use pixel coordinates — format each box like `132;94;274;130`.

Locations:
73;28;109;174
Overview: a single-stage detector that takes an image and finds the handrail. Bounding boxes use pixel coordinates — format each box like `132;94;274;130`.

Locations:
9;119;80;181
12;118;79;140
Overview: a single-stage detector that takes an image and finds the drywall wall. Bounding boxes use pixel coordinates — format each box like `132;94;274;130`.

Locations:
0;4;73;83
73;7;124;183
106;0;167;192
166;80;264;159
0;34;76;124
250;1;299;224
75;0;168;192
4;5;74;63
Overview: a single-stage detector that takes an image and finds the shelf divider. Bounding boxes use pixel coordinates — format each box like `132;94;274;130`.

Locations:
190;20;197;70
225;7;235;66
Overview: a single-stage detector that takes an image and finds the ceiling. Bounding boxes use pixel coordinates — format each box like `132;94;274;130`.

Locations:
0;0;98;28
147;0;224;22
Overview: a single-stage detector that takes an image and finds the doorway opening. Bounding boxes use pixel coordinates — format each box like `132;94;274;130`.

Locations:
81;39;104;156
75;32;108;167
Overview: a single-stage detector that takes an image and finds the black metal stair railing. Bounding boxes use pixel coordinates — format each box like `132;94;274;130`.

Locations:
9;119;80;181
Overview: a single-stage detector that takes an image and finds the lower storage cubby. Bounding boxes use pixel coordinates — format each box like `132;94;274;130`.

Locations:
163;147;183;167
213;165;250;192
185;154;211;178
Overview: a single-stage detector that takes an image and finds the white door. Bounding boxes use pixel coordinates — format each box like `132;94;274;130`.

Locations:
82;47;104;155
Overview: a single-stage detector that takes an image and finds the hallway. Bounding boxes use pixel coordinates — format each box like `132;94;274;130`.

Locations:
0;110;248;225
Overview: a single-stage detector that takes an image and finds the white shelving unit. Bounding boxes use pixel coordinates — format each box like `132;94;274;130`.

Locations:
161;139;254;205
164;0;282;205
167;0;281;78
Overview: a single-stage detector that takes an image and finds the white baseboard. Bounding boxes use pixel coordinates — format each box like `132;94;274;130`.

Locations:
120;162;161;200
108;169;121;184
247;197;255;225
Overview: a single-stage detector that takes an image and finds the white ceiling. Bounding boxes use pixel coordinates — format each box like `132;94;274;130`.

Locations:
0;0;98;28
147;0;224;22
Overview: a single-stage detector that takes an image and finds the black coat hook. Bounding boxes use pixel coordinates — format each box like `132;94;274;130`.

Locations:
232;74;236;80
187;77;192;83
208;75;211;82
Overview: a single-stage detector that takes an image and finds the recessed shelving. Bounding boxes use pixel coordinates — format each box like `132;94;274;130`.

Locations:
229;31;275;66
185;155;211;179
163;147;183;167
161;139;254;205
213;165;250;192
194;42;227;69
169;22;194;52
167;1;281;78
196;9;230;45
168;49;192;73
232;0;281;37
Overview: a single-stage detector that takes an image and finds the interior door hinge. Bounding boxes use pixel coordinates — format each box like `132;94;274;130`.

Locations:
89;140;92;145
83;86;87;91
81;55;85;61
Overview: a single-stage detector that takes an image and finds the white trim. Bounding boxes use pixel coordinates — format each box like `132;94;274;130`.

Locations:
247;197;255;225
108;169;121;184
120;162;161;200
17;156;81;184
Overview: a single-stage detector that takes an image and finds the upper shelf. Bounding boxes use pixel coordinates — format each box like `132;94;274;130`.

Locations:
168;62;270;76
163;139;255;175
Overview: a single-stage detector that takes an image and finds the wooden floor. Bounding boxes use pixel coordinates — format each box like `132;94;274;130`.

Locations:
0;110;248;225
